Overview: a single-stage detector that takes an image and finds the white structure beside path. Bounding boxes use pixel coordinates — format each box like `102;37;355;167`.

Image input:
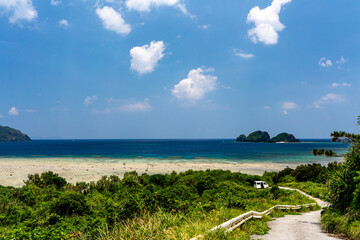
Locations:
278;186;329;208
190;187;339;240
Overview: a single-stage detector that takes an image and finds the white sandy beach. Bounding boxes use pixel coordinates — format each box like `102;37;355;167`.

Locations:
0;158;342;187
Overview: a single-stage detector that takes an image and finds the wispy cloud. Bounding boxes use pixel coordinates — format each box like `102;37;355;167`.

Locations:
51;0;61;6
336;56;347;65
318;57;332;68
84;95;98;106
126;0;191;17
318;56;347;69
176;2;194;18
8;107;19;116
93;98;152;113
234;49;254;59
117;98;152;112
331;82;351;88
281;101;297;115
198;24;209;30
313;93;345;108
282;102;297;110
59;19;69;28
336;56;347;69
25;109;37;113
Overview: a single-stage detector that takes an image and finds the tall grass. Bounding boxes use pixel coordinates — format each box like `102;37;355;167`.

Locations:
321;210;360;240
96;208;249;240
96;189;317;240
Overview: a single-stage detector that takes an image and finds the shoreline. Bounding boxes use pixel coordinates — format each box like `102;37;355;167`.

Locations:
0;157;343;187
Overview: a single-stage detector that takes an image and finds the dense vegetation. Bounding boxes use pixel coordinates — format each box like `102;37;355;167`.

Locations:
312;148;336;157
236;131;299;143
236;130;270;142
0;170;315;239
0;126;31;141
270;133;299;143
320;119;360;240
262;163;332;200
266;116;360;240
263;163;333;185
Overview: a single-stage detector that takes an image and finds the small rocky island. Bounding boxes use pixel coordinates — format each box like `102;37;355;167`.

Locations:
270;132;299;143
0;125;31;141
236;130;270;142
236;130;299;143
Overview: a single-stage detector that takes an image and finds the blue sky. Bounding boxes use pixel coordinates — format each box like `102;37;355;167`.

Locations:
0;0;359;139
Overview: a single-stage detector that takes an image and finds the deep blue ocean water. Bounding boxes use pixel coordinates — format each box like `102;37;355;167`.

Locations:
0;139;348;163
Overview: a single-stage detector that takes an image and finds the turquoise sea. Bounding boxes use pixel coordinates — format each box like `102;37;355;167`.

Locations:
0;139;348;164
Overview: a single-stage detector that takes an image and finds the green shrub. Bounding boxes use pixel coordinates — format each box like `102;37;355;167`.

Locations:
51;191;89;216
270;186;280;199
321;209;360;240
25;171;67;189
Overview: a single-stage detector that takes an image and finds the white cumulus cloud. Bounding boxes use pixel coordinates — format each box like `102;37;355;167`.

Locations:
84;95;98;106
313;93;345;108
96;6;131;35
234;49;254;59
8;107;19;116
247;0;291;45
172;68;217;102
318;57;332;68
0;0;37;23
331;82;351;88
59;19;68;28
130;40;165;74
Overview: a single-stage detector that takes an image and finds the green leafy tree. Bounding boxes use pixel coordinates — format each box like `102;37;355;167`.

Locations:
328;116;360;212
51;191;89;216
312;149;318;156
25;171;67;190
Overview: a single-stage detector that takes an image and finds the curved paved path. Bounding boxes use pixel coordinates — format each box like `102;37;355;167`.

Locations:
252;187;340;240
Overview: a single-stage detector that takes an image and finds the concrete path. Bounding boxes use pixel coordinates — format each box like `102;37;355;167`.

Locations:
252;187;340;240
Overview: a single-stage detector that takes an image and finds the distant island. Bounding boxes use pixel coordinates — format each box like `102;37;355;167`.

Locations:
236;130;299;143
0;125;31;141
